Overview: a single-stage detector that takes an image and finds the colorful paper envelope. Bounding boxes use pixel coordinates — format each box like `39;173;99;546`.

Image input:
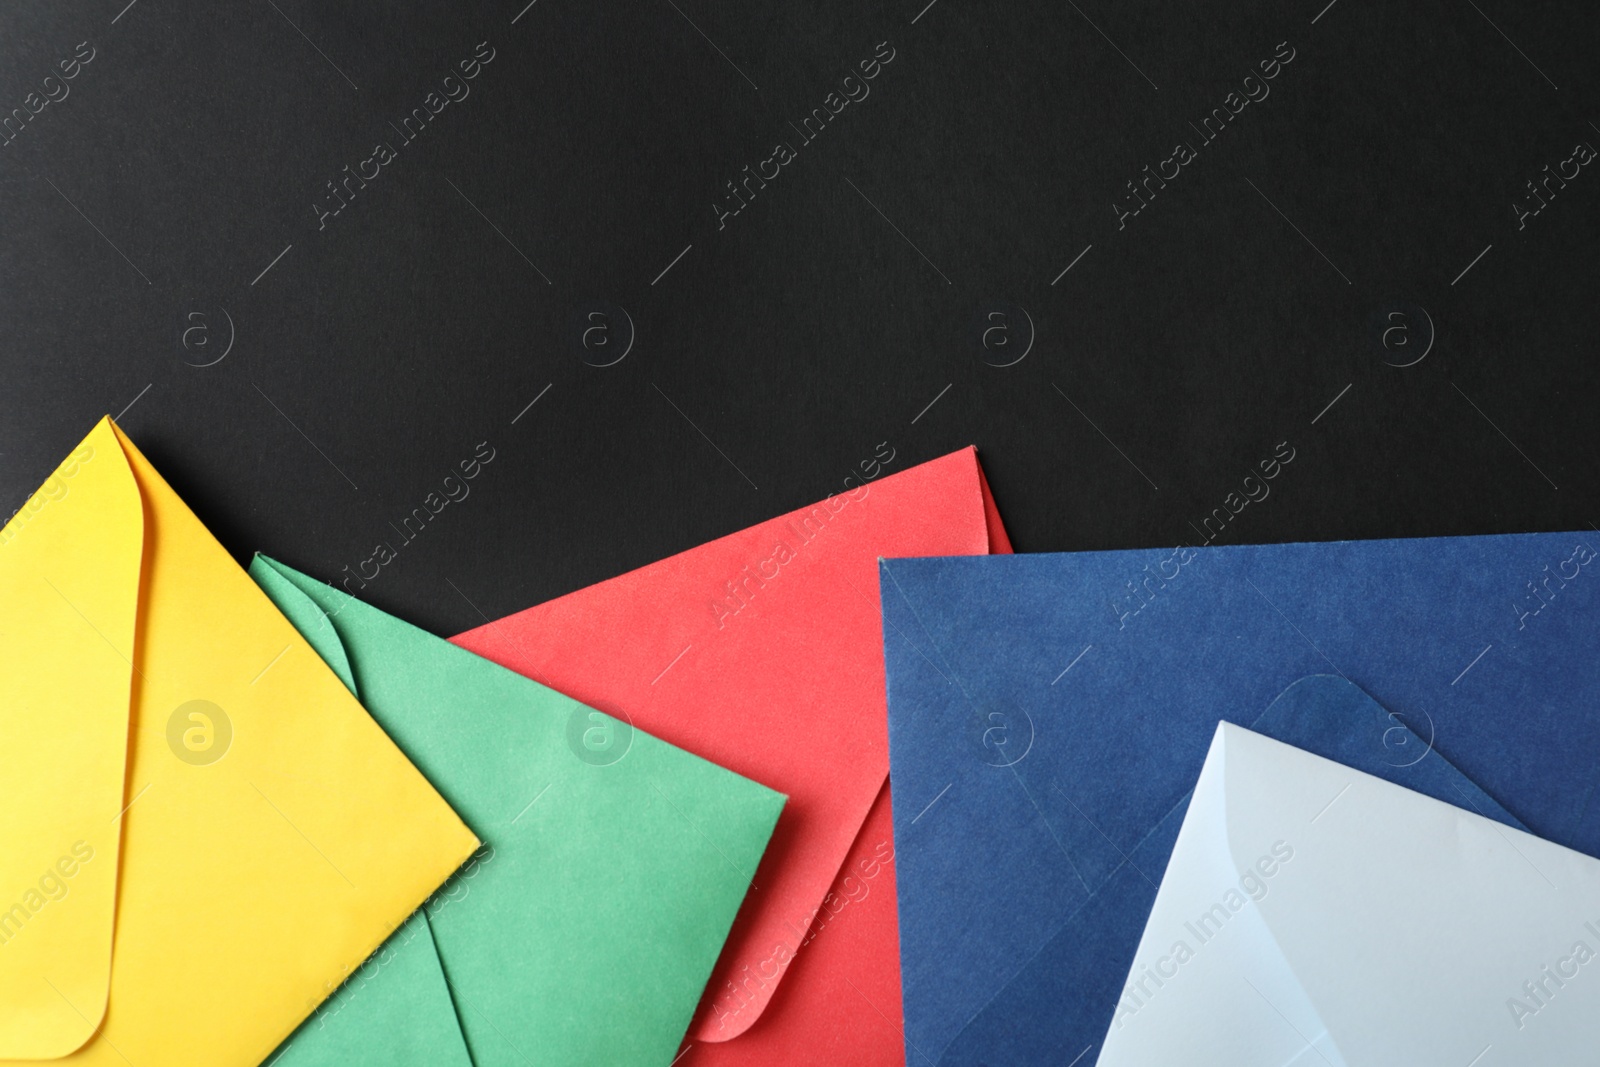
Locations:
878;533;1600;1065
252;555;786;1067
1101;717;1600;1065
929;675;1525;1066
0;419;477;1065
451;447;1010;1063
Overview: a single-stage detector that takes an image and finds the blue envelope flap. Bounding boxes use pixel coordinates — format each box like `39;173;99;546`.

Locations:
941;800;1185;1067
1254;675;1521;830
880;533;1600;1064
941;675;1524;1065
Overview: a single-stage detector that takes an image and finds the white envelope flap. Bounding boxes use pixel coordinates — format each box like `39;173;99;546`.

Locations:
1098;723;1600;1067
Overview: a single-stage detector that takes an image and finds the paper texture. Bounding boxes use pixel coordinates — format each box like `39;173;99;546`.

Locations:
1100;723;1600;1065
0;418;477;1064
254;554;785;1067
879;534;1600;1063
452;446;1008;1059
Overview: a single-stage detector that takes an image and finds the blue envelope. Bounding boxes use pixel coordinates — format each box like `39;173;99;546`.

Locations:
878;533;1600;1065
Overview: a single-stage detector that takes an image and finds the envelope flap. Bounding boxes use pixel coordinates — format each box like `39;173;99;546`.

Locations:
251;557;477;1067
897;669;1535;1064
263;912;474;1067
0;418;142;1058
974;451;1011;554
253;555;788;1066
1095;725;1332;1065
1099;722;1600;1064
250;555;359;695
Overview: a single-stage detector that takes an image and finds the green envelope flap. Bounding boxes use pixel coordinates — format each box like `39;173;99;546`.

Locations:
249;556;787;1067
251;558;474;1067
253;554;358;693
266;911;473;1067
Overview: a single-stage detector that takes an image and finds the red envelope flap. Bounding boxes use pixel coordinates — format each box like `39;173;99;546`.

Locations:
453;448;1006;1040
976;460;1012;555
678;780;906;1066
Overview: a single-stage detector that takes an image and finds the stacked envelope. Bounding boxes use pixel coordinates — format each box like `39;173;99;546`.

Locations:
7;417;1600;1066
879;535;1600;1065
1;420;1008;1066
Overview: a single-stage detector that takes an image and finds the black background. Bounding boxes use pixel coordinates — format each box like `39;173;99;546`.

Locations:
3;0;1596;635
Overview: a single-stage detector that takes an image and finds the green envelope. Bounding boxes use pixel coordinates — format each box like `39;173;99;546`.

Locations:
251;555;785;1067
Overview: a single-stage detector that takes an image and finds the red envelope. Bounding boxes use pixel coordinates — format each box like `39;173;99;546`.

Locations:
452;447;1010;1062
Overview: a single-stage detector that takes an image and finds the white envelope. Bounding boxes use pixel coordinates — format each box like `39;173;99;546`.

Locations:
1097;723;1600;1066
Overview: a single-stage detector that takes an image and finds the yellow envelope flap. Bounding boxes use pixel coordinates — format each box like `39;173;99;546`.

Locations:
0;419;477;1065
105;423;476;1066
0;419;142;1057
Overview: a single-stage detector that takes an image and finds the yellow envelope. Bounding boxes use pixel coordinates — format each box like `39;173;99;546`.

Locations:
0;418;478;1064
